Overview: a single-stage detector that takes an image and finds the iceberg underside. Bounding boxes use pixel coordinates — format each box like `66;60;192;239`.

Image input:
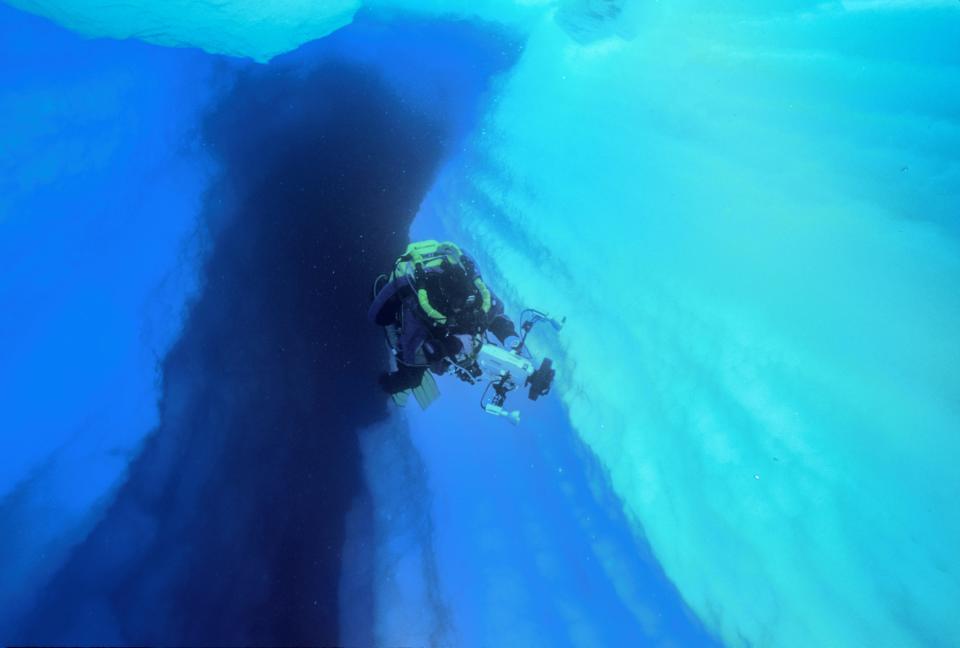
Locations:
8;1;960;646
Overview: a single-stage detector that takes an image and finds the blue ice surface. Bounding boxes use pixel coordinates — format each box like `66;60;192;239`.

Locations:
393;171;722;646
403;373;719;646
415;5;960;647
0;4;224;633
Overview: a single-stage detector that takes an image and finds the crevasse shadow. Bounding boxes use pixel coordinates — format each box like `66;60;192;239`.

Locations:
16;60;446;645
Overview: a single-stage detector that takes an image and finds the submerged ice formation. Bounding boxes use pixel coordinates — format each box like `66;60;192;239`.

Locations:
6;0;546;60
6;0;359;60
6;0;958;646
0;7;217;633
422;4;960;647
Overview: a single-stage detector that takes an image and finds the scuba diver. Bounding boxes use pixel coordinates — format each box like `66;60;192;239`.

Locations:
369;240;562;423
369;240;518;394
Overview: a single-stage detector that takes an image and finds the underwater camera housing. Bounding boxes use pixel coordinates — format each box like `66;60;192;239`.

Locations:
478;309;564;424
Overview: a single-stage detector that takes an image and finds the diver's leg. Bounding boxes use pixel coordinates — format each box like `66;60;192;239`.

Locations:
398;306;429;361
378;364;426;394
378;300;430;394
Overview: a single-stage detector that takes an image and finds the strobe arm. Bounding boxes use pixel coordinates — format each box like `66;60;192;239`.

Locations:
481;374;521;424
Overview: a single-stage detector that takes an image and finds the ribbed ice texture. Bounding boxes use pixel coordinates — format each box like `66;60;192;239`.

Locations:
420;4;960;646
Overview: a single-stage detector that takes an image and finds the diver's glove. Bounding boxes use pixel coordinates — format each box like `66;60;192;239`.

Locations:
488;314;519;345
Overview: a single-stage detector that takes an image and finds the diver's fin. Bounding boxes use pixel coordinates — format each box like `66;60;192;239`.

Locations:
391;389;411;407
411;370;440;410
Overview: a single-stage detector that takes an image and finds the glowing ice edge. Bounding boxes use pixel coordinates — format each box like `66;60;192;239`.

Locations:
5;0;549;61
14;1;959;646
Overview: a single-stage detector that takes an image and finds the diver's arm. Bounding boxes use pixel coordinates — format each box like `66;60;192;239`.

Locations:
368;276;406;326
485;294;519;344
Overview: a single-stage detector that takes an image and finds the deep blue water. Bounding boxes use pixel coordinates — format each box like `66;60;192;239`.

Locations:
13;61;443;644
1;6;534;643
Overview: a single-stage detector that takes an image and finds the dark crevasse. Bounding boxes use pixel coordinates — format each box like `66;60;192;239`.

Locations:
12;20;520;643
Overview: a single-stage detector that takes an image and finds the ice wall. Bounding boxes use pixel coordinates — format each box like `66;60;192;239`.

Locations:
0;6;217;634
379;370;720;647
421;3;960;647
5;0;359;61
6;0;958;646
5;0;546;60
339;416;452;647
